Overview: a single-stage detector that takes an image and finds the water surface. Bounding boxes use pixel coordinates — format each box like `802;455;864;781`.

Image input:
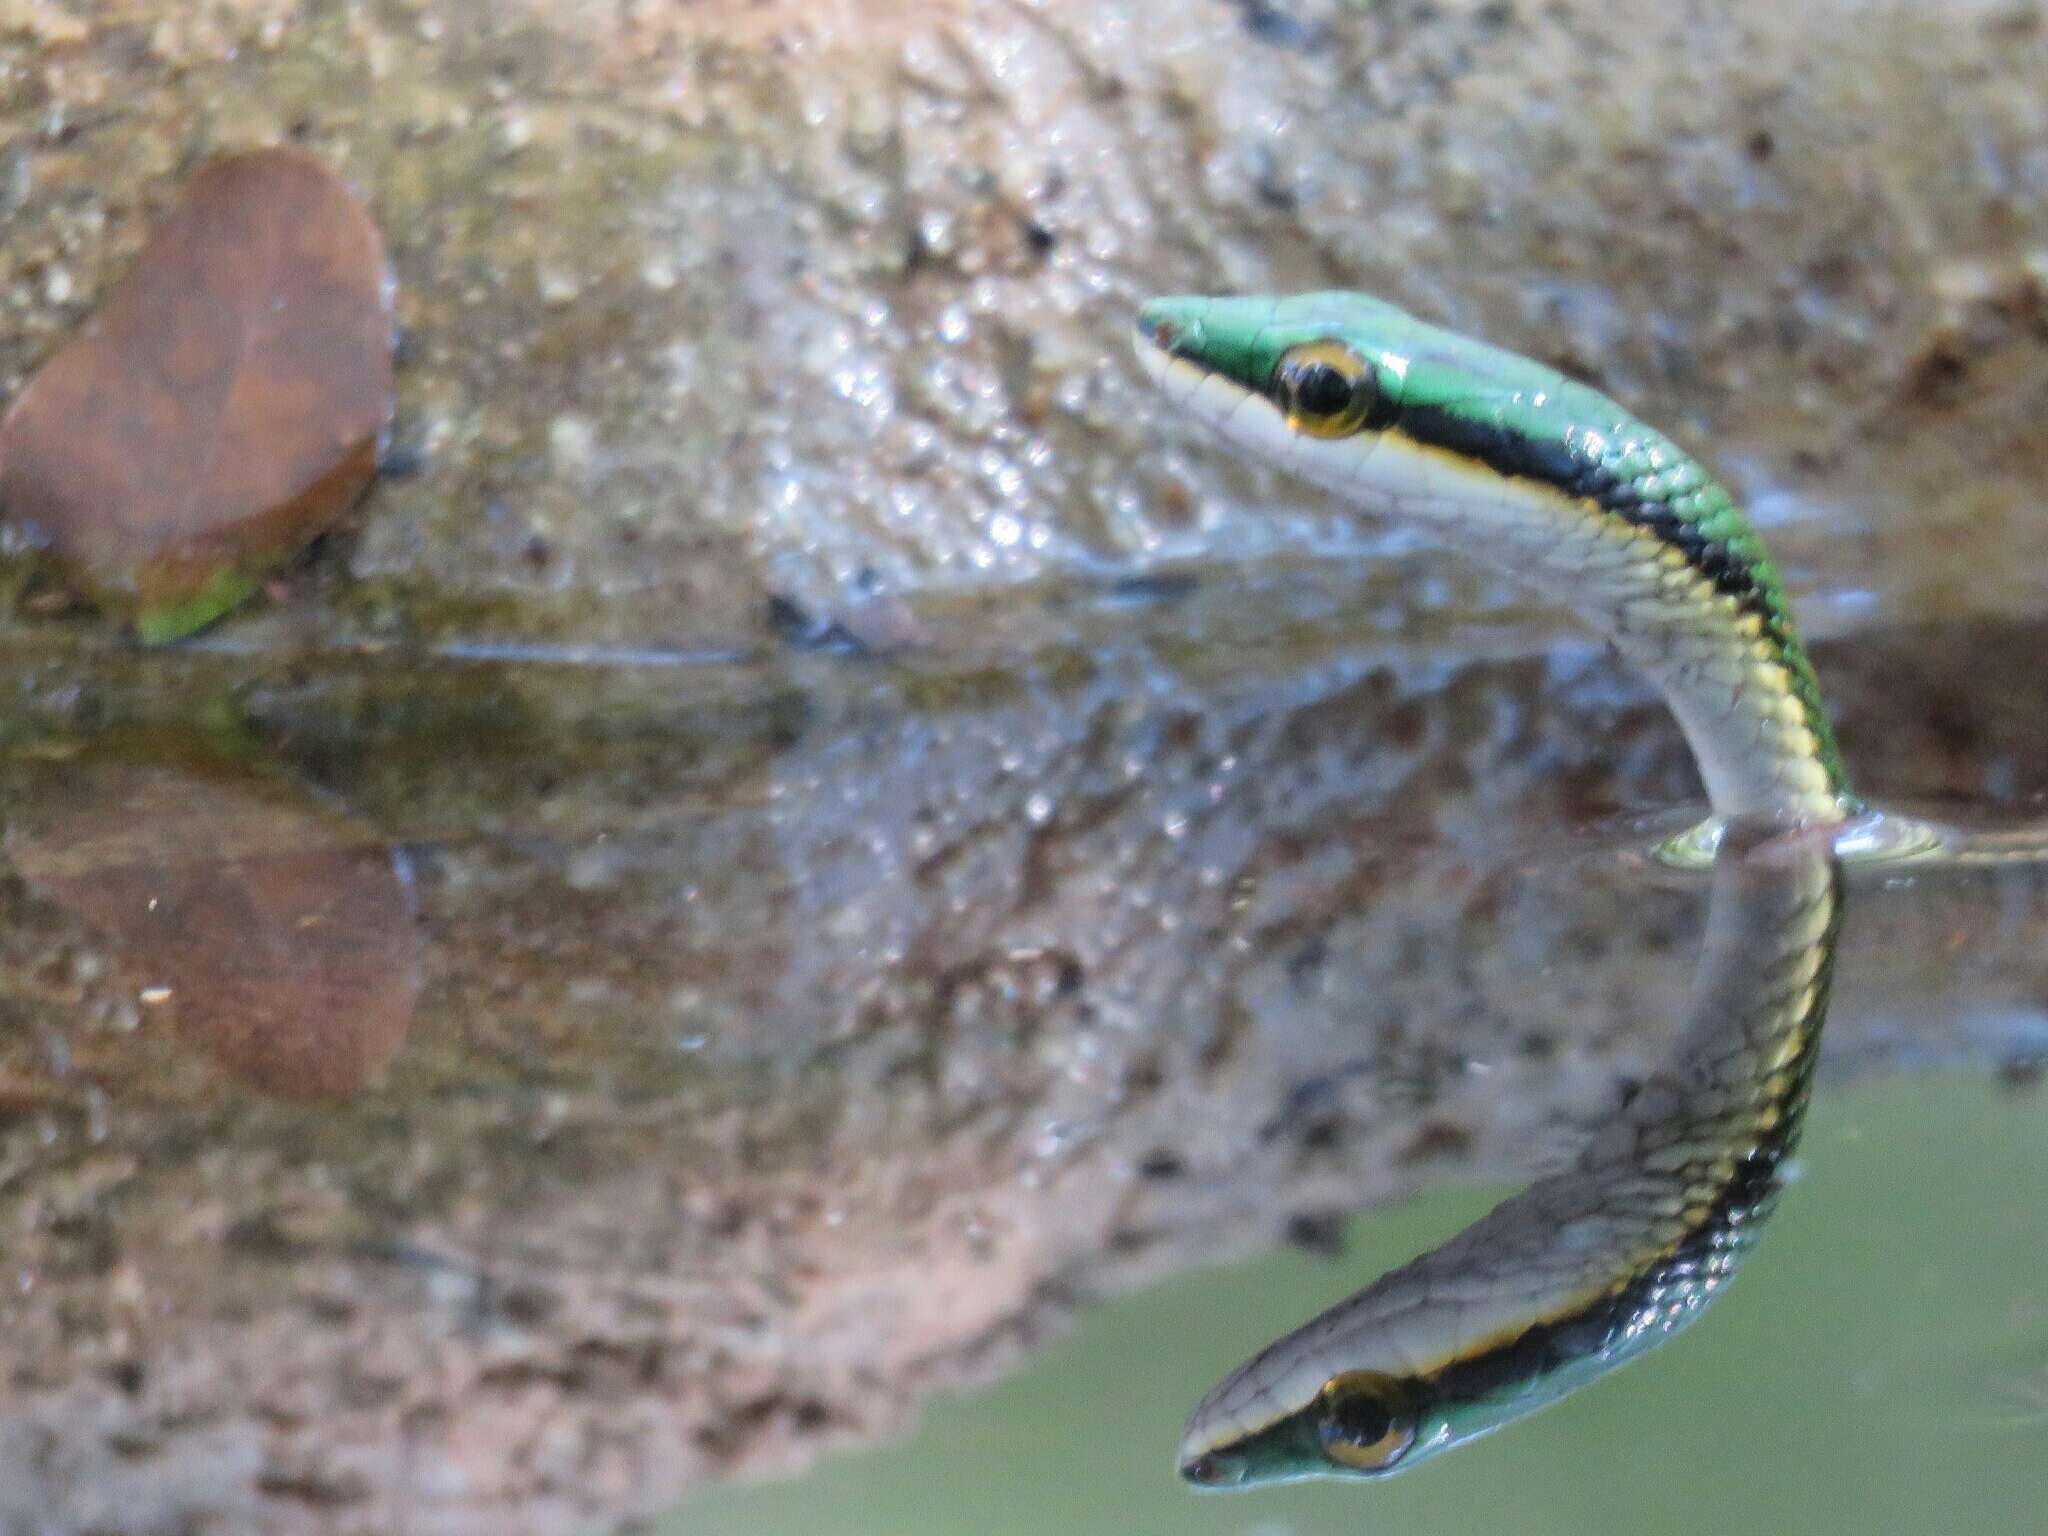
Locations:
681;1073;2047;1535
1;621;2041;1528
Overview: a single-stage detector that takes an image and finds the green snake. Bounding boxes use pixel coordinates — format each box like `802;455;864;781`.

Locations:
1131;292;1852;1486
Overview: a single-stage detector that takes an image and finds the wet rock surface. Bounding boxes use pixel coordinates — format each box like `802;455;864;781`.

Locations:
1;0;2045;659
0;1;2045;1532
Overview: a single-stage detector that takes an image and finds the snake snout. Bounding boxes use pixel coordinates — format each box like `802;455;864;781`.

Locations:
1178;1448;1249;1488
1134;305;1177;350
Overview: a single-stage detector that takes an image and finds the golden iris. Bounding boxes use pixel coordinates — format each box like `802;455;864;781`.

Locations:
1272;341;1376;438
1315;1370;1418;1471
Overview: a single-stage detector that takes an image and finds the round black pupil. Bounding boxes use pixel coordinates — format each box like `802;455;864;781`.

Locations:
1292;362;1355;417
1331;1392;1393;1447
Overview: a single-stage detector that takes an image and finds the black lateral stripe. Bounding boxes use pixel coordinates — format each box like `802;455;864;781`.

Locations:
1393;403;1767;611
1420;1136;1803;1413
1396;401;1587;493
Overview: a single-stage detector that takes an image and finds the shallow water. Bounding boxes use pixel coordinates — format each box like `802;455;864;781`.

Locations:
681;1072;2048;1536
2;658;2041;1529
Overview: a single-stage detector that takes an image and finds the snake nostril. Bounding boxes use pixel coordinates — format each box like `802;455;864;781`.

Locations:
1135;306;1179;350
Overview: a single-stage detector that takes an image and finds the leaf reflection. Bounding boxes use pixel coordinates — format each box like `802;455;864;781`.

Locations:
5;734;421;1100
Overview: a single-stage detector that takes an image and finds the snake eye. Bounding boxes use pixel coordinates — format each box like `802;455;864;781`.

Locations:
1273;342;1377;438
1315;1371;1417;1472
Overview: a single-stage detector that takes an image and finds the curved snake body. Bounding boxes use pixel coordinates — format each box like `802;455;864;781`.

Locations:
1133;293;1851;1486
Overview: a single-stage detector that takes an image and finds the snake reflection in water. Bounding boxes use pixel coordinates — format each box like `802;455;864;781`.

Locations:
1131;292;1861;1487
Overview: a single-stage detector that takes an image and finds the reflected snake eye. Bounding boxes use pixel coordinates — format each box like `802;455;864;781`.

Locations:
1273;342;1377;438
1315;1371;1417;1472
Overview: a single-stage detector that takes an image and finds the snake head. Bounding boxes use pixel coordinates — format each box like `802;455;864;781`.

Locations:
1180;1365;1436;1488
1173;1214;1680;1490
1132;291;1620;513
1134;293;1407;450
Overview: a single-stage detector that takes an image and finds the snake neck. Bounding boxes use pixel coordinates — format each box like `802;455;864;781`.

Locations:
1403;833;1841;1424
1518;408;1853;826
1563;822;1842;1308
1177;827;1844;1482
1129;295;1856;826
1343;405;1855;827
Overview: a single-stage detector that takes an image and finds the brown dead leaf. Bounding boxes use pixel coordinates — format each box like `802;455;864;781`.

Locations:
0;147;394;642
